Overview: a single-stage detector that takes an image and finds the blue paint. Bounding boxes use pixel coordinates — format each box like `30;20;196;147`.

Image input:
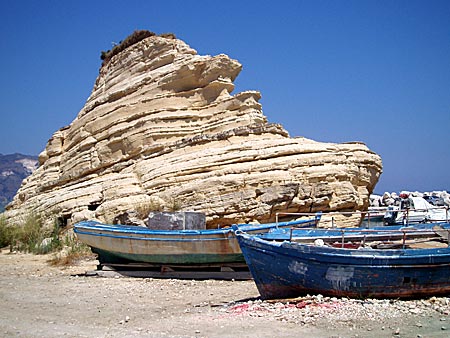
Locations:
235;222;450;299
73;216;320;265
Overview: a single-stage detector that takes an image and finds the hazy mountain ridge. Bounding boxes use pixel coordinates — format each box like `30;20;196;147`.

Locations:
0;153;38;212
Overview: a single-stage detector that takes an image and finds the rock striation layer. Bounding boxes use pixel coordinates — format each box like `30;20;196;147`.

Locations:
5;32;382;228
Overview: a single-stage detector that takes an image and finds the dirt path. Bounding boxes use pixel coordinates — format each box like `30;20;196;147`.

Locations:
0;250;449;337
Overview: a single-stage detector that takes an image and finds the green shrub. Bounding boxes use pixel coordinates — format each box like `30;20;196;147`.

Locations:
0;212;63;254
19;212;43;251
0;215;13;248
1;212;93;265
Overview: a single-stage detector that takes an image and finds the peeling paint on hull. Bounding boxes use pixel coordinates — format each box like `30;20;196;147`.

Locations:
235;224;450;299
73;218;317;265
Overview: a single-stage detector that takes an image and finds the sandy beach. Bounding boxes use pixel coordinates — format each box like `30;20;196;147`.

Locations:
0;250;449;338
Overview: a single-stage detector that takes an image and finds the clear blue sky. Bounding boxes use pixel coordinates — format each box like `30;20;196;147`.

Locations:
0;0;449;194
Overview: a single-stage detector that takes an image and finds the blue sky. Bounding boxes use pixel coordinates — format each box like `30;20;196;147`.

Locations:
0;0;449;194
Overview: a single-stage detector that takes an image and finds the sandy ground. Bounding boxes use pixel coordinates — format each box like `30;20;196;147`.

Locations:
0;250;449;338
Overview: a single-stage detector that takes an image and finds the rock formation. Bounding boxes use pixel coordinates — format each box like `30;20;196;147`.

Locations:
4;31;383;228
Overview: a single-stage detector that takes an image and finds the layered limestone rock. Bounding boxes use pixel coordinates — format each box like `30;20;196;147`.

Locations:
5;32;382;228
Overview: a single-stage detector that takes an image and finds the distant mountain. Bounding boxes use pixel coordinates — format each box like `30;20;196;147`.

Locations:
0;153;38;212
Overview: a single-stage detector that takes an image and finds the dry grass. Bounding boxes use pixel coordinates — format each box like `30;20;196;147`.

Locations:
100;30;155;66
48;230;95;266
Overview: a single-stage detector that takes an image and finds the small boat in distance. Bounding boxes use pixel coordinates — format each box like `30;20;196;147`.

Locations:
383;196;448;225
234;222;450;299
73;216;320;266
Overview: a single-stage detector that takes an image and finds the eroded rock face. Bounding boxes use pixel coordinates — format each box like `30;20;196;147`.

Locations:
5;34;382;228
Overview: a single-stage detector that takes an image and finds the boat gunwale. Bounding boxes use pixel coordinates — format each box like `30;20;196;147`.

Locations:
236;230;450;262
259;223;450;241
73;218;320;237
75;229;236;242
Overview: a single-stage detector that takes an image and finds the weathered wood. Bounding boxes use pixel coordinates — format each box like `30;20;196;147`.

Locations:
433;225;450;242
74;218;318;265
90;262;252;280
93;269;252;280
235;222;450;299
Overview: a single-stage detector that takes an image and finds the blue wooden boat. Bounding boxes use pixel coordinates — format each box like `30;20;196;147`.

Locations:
73;217;319;265
234;222;450;299
259;222;445;243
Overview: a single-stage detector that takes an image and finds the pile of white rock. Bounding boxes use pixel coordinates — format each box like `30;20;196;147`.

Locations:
222;294;450;327
370;191;450;208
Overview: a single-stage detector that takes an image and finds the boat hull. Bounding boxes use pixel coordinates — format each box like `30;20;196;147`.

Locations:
90;247;243;265
235;227;450;299
74;218;318;265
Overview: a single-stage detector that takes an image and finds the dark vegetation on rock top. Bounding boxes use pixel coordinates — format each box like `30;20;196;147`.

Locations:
100;30;176;67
